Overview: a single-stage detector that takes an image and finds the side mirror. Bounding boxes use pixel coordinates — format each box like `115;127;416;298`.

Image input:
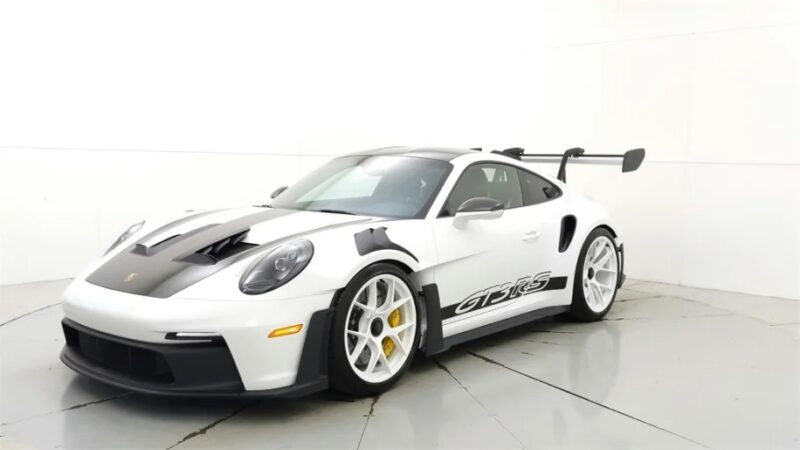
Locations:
271;186;288;199
454;197;504;226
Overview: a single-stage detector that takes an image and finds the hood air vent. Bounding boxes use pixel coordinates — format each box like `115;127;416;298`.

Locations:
133;224;218;257
180;229;257;265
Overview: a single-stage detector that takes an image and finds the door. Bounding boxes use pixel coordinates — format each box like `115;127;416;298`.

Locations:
433;163;560;335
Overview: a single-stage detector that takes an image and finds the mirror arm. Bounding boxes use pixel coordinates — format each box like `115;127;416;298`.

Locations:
271;186;288;199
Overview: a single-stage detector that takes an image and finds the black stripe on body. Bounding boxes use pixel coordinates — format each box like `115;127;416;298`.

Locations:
86;209;296;298
441;276;568;320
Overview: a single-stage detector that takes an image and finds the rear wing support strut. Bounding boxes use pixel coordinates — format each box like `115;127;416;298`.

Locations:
498;147;645;183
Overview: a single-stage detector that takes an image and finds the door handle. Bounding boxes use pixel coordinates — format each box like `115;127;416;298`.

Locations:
523;230;541;242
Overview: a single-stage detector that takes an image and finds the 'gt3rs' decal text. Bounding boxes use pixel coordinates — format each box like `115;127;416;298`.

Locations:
441;272;568;320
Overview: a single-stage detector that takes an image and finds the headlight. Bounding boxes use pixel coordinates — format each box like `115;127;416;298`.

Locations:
240;240;314;295
105;221;144;255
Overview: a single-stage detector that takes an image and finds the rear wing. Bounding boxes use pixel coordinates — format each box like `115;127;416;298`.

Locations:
493;147;645;183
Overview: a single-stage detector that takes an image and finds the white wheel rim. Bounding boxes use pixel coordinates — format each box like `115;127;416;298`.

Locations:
582;236;619;313
344;274;416;384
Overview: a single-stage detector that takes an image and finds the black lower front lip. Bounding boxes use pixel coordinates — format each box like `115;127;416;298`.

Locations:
60;312;332;398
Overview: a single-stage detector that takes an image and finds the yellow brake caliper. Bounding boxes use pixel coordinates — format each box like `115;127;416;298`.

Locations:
382;309;401;357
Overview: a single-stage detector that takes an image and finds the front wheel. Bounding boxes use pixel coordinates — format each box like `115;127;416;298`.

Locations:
568;228;620;321
329;263;420;396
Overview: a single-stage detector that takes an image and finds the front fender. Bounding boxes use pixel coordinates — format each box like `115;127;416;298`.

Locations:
340;250;424;287
308;221;434;293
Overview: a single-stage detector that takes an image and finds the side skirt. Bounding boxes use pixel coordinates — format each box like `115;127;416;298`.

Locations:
442;305;570;350
420;283;570;356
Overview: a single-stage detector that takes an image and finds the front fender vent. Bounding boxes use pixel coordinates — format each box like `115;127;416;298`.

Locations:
181;229;257;265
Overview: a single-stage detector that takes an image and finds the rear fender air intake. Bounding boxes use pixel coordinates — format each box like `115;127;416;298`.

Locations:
559;215;577;253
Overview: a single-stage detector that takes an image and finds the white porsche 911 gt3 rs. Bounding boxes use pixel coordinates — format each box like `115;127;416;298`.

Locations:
60;145;644;397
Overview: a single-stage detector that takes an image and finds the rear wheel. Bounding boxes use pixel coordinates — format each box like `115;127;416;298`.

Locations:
568;228;619;321
329;263;420;396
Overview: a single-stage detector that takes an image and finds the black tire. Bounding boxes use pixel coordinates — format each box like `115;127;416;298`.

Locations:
567;227;620;322
329;263;422;396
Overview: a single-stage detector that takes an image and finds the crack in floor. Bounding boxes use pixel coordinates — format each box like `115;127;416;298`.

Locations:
466;351;709;449
604;313;732;322
623;287;798;328
0;392;132;427
355;394;381;450
434;359;527;450
671;296;788;326
616;294;663;302
519;339;571;346
0;302;61;328
165;400;261;450
61;392;131;412
526;329;577;334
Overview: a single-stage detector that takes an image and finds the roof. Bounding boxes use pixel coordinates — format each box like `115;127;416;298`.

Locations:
346;146;479;161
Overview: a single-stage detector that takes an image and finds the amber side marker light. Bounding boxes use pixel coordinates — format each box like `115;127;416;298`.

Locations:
269;324;303;338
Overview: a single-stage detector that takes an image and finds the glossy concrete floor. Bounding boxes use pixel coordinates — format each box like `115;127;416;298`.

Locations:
0;279;798;450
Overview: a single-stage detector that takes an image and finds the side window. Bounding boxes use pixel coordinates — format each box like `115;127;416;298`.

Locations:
443;164;523;216
517;169;560;206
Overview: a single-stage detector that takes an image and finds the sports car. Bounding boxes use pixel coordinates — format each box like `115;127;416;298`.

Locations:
60;145;644;397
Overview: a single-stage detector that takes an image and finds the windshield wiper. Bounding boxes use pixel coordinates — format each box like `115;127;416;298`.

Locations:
316;208;356;215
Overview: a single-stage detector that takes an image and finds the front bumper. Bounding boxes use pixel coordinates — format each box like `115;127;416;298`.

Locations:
61;278;337;391
60;309;333;398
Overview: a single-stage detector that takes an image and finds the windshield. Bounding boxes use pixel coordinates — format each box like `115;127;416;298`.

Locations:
270;155;452;218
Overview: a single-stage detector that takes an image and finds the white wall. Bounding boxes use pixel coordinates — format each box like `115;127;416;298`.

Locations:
537;2;800;300
1;1;798;299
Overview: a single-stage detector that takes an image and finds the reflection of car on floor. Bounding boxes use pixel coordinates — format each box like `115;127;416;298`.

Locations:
59;145;644;397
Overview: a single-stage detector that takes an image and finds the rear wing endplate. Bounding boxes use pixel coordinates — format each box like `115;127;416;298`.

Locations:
495;147;645;183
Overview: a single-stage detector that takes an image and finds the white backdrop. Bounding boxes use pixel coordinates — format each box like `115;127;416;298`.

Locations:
1;0;798;299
